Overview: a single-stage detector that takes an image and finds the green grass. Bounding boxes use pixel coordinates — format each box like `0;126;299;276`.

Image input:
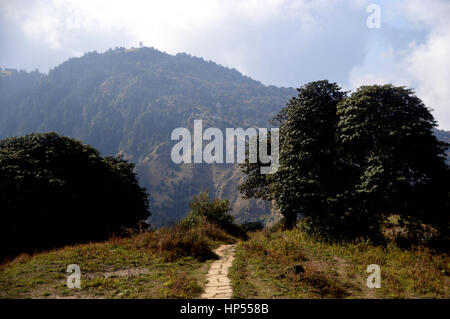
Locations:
4;220;447;299
0;223;235;299
230;229;450;299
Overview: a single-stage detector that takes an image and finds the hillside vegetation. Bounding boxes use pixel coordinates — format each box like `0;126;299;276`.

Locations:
0;219;238;299
1;51;449;227
3;221;448;299
231;81;449;299
0;48;294;226
230;226;449;299
0;191;244;298
1;51;448;300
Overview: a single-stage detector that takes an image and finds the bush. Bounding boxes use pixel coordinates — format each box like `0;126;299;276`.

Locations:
180;191;247;239
241;221;265;232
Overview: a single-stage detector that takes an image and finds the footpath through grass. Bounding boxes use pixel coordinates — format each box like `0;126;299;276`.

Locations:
0;223;236;299
230;229;449;299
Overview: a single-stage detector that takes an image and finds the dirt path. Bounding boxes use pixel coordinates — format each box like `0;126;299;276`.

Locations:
201;244;236;299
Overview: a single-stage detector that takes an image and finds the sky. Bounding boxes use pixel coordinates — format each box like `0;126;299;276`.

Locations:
0;0;449;129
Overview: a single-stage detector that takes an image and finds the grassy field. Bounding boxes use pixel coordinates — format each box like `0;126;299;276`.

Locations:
0;223;236;299
2;221;448;299
230;229;449;299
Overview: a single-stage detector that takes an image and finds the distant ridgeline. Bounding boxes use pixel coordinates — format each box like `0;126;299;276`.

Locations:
434;129;450;161
0;48;448;226
0;47;295;226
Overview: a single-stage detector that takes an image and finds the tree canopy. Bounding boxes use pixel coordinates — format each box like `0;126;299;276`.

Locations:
240;81;449;241
0;132;150;258
336;85;449;239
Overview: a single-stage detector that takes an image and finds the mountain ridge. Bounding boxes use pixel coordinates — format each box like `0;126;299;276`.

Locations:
0;47;295;226
1;47;449;226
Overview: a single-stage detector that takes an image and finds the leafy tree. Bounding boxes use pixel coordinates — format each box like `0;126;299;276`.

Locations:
0;132;150;258
240;80;346;230
240;82;449;241
337;85;449;240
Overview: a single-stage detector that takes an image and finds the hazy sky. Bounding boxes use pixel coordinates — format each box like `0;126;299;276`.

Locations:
0;0;449;129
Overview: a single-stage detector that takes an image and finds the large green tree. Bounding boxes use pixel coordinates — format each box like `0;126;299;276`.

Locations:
240;81;449;240
240;80;346;230
337;85;449;239
0;132;150;258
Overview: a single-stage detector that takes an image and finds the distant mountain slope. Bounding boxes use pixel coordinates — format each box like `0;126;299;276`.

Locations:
1;48;448;226
0;47;294;226
434;128;450;162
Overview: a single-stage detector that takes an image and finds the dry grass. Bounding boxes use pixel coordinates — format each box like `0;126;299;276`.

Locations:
140;223;235;261
230;229;450;299
0;222;236;299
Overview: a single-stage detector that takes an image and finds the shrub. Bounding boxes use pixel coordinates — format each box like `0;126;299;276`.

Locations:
241;221;265;232
180;192;247;239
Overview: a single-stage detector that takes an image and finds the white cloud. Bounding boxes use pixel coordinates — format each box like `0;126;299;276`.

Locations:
399;0;450;129
3;0;447;128
0;0;368;78
348;0;450;129
1;0;335;54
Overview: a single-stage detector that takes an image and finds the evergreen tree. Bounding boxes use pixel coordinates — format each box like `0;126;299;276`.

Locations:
337;85;449;239
0;132;150;258
240;82;449;240
240;80;346;230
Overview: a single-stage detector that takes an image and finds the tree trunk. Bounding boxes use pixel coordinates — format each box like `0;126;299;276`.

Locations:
283;213;297;230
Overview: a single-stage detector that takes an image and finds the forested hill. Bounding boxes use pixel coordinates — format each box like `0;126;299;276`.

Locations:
1;48;448;226
0;47;295;226
0;47;294;156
